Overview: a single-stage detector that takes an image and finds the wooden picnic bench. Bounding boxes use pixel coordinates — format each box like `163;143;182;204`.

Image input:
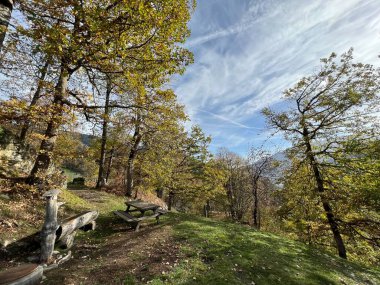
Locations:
113;200;167;231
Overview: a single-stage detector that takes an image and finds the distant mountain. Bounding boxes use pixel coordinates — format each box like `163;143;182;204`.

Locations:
79;133;98;147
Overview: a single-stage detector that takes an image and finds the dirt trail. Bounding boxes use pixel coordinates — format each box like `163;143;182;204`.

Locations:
44;190;180;285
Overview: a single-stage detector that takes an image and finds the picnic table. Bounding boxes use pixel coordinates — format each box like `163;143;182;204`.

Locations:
125;200;160;216
113;200;167;232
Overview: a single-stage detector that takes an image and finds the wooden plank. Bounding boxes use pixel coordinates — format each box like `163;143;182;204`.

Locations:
113;211;138;222
135;213;160;221
0;264;43;285
114;211;159;222
125;200;159;211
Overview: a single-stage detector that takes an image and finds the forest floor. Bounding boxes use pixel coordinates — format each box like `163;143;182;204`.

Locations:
1;189;380;285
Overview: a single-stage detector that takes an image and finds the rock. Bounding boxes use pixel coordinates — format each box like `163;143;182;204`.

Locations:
0;127;34;177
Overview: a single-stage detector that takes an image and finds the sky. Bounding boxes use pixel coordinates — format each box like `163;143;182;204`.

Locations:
171;0;380;156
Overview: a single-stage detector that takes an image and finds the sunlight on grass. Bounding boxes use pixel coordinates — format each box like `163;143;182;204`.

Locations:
148;213;380;285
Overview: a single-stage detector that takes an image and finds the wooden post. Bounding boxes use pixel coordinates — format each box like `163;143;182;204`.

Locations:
40;189;60;264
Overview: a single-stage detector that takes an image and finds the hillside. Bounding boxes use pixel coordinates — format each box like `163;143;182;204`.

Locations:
1;190;379;285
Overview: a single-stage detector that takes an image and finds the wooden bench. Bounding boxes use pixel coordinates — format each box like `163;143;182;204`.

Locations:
0;264;43;285
113;209;166;232
55;210;98;249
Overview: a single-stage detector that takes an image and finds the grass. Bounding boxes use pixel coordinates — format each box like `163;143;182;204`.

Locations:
62;168;82;183
2;189;379;285
148;213;380;285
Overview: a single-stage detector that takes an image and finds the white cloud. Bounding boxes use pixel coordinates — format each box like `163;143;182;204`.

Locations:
174;0;380;155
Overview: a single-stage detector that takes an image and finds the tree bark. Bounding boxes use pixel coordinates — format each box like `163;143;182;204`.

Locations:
20;60;50;142
96;78;112;188
204;199;210;218
0;0;13;49
27;65;69;185
303;127;347;259
168;191;174;211
125;115;142;197
105;147;114;183
156;187;163;198
252;180;259;229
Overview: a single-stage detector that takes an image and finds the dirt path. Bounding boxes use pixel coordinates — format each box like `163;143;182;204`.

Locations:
44;190;180;285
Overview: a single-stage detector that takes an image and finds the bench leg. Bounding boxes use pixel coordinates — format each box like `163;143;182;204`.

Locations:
156;216;159;225
135;222;141;232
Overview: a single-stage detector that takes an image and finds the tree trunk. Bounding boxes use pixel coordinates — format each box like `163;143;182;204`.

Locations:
226;179;237;220
125;116;142;197
252;181;259;229
40;189;60;264
27;66;69;185
105;147;114;183
20;60;50;142
168;191;174;211
0;0;13;49
156;187;164;198
204;199;211;217
303;127;347;259
96;79;112;188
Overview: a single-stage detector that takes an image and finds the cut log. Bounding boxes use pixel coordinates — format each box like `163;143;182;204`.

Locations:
0;263;43;285
40;189;60;264
56;210;99;243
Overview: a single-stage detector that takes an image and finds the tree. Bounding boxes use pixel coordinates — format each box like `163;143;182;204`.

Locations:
216;148;251;221
247;147;272;229
14;0;195;184
0;0;13;48
263;49;380;259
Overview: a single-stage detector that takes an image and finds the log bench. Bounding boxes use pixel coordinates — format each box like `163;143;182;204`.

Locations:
55;210;99;249
113;209;166;232
0;264;43;285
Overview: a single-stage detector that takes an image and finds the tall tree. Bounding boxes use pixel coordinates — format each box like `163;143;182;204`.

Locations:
216;148;251;221
96;77;113;188
16;0;194;184
247;147;272;229
263;49;380;258
0;0;13;49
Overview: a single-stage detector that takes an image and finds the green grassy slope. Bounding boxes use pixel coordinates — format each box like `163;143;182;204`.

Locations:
3;189;378;285
150;214;380;285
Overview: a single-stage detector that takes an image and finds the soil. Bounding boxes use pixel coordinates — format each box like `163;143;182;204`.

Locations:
43;190;180;285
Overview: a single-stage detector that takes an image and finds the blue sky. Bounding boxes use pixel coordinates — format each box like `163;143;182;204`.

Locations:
172;0;380;155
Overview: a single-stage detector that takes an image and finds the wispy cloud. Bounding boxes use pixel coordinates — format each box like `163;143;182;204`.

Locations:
196;109;264;130
174;0;380;155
